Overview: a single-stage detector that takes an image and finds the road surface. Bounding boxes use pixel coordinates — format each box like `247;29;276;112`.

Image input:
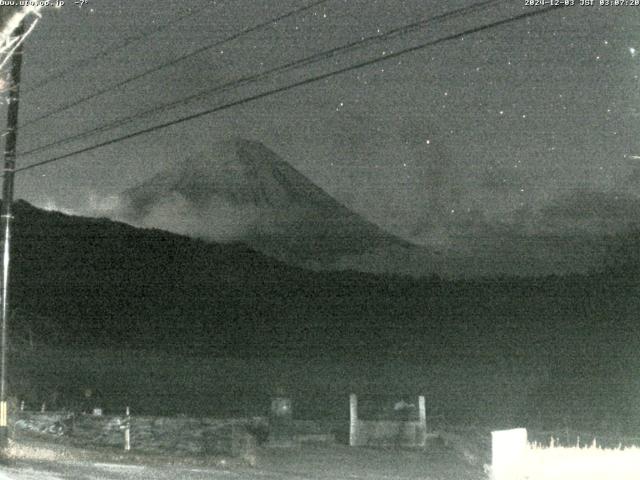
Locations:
0;460;217;479
0;440;486;479
0;459;303;480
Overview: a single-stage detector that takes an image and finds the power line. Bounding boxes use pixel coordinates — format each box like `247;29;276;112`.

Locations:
292;0;504;70
15;4;564;175
19;0;503;158
19;0;332;129
24;4;208;93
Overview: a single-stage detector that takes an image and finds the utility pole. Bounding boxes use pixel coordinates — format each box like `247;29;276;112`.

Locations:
0;20;25;448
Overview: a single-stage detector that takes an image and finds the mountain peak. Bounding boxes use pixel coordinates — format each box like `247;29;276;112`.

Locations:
119;137;440;276
123;138;343;216
184;137;284;175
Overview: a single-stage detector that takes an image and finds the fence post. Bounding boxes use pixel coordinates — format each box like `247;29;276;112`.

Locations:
267;395;295;447
123;406;130;452
349;393;358;446
418;395;427;446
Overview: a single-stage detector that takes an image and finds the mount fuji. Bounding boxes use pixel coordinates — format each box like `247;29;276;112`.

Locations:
118;137;440;277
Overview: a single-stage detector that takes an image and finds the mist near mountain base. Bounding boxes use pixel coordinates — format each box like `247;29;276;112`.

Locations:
124;191;261;243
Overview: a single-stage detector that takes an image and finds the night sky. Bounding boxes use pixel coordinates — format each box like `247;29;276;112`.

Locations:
3;0;640;276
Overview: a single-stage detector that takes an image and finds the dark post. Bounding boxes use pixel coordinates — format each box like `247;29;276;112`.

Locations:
0;20;25;448
268;392;294;447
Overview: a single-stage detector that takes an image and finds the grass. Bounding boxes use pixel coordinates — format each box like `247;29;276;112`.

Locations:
520;442;640;480
490;433;640;480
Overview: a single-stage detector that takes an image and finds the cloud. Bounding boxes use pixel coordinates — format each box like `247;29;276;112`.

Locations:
36;191;123;218
117;191;260;243
35;189;260;245
535;189;640;234
39;197;76;216
407;188;640;277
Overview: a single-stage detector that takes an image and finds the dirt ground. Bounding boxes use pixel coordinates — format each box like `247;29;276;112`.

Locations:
4;432;489;480
256;442;487;480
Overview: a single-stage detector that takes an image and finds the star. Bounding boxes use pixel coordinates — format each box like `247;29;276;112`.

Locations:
630;47;637;58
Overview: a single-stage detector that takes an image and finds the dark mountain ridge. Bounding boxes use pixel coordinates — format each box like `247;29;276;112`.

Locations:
6;199;640;369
